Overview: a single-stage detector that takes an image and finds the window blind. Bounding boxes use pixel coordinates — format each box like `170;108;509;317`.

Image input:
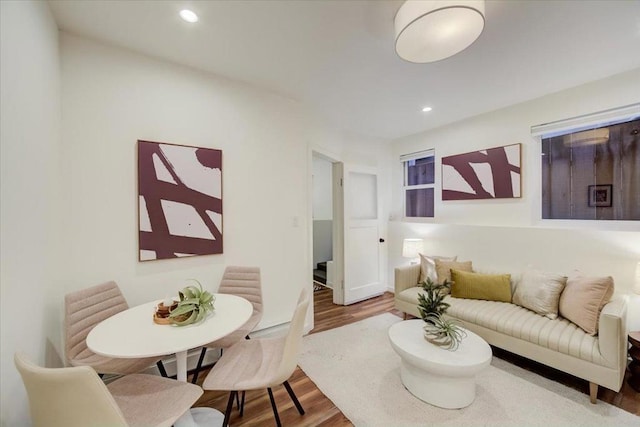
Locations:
399;149;434;163
531;103;640;138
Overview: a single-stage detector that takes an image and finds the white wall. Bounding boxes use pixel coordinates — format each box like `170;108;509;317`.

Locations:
61;34;291;326
389;68;640;327
0;1;63;425
60;35;391;329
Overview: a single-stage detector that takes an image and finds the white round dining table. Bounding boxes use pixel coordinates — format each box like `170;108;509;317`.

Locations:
87;293;253;427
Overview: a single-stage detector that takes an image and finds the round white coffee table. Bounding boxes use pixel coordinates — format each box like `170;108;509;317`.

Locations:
388;319;491;409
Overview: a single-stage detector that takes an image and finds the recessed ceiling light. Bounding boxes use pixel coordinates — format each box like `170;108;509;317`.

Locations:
422;106;433;112
179;9;198;23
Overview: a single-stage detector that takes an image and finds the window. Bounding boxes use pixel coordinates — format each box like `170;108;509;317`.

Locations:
532;104;640;221
401;150;435;218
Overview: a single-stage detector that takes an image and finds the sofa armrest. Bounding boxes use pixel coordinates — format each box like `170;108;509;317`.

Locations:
394;264;421;294
597;297;627;367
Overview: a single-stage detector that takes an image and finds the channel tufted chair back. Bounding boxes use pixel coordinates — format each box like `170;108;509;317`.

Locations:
191;266;263;383
15;352;202;427
202;287;310;427
64;281;163;375
218;266;263;328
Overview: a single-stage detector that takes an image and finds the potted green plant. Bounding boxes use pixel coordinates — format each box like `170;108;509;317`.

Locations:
417;278;466;350
168;279;215;326
417;278;451;323
422;314;467;351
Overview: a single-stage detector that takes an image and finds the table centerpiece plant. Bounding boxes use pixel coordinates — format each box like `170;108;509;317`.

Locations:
168;279;215;326
417;277;466;351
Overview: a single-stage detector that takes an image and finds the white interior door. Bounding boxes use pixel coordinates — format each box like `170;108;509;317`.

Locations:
342;165;383;304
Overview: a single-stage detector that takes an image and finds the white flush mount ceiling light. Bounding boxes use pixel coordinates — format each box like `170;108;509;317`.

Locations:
395;0;485;63
179;9;199;23
422;106;433;112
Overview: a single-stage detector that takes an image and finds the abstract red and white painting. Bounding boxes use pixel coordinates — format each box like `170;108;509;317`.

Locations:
138;140;222;261
441;143;521;201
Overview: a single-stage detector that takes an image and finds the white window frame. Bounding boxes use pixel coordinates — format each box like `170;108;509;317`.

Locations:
401;149;435;218
532;103;640;222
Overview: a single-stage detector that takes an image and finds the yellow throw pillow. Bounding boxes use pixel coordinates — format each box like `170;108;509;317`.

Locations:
450;269;512;302
434;259;473;285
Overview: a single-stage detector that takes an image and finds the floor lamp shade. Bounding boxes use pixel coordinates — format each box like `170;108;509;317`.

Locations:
394;0;485;63
402;239;424;259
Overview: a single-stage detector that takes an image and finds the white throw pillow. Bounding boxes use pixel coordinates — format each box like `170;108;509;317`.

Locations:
512;268;567;319
419;254;457;284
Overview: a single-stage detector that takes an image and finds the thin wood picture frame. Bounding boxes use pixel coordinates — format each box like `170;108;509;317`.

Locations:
588;184;612;207
137;140;223;261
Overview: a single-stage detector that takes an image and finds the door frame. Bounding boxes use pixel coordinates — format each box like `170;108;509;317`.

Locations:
308;147;345;308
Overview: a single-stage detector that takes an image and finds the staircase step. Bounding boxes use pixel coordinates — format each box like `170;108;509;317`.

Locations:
313;269;327;284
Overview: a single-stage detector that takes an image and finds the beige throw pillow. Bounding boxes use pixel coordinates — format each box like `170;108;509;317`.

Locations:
558;273;614;335
419;254;457;284
434;259;473;285
512;269;567;319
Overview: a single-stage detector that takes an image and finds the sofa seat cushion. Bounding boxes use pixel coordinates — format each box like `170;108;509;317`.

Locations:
396;286;426;306
444;296;606;365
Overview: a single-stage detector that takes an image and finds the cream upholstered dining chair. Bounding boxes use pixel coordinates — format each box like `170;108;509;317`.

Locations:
202;287;310;427
191;266;263;384
14;352;203;427
65;281;167;376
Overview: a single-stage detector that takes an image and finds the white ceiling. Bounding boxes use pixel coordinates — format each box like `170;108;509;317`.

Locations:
48;0;640;140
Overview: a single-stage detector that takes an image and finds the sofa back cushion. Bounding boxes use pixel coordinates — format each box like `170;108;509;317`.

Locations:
434;259;472;285
419;254;457;284
559;273;614;335
512;268;567;319
450;269;511;302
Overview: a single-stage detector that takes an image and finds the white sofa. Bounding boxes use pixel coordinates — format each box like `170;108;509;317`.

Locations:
394;263;628;403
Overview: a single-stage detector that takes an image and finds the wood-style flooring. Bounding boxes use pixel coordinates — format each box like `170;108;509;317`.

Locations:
192;288;639;426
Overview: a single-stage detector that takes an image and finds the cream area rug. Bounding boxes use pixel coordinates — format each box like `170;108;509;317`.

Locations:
299;313;639;427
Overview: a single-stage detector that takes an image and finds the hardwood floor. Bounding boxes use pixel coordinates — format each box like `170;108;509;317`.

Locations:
192;287;638;426
192;288;399;426
310;285;403;334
